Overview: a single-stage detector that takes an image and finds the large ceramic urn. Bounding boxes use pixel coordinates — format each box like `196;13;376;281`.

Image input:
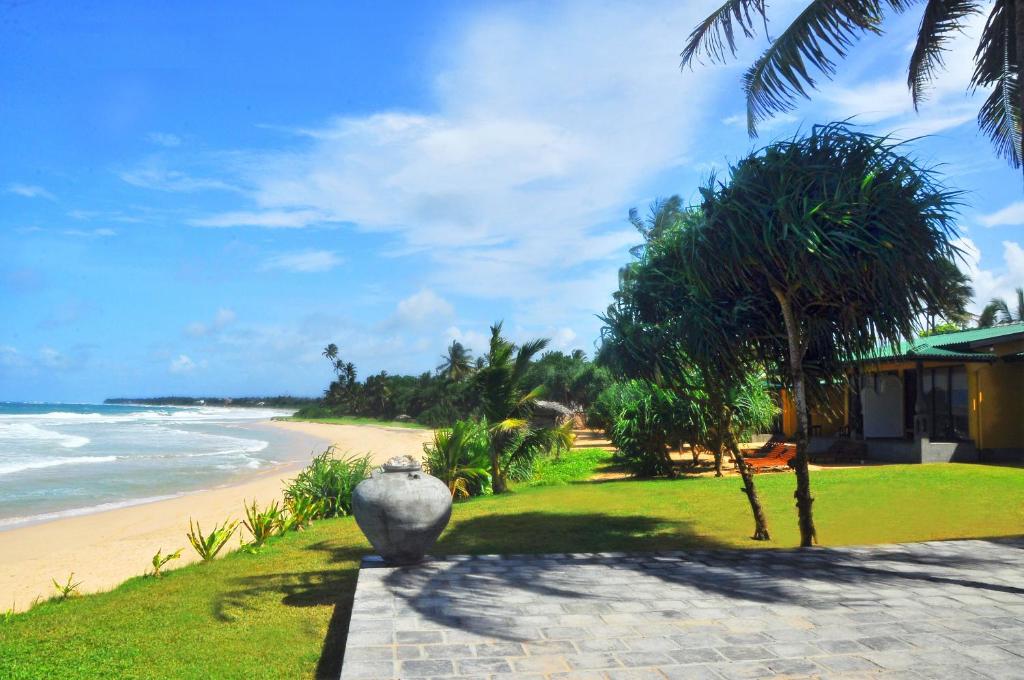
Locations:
352;455;452;565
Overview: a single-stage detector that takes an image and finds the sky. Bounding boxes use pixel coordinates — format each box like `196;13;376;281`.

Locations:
1;0;1022;402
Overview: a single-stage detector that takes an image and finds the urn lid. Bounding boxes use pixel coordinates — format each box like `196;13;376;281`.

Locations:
381;455;421;472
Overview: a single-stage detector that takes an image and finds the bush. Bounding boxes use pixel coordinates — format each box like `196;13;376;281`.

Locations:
284;447;373;518
607;380;682;477
423;420;491;498
292;404;338;419
242;499;285;548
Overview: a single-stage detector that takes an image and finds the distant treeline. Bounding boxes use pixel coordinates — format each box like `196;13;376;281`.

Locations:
104;396;318;408
300;340;611;427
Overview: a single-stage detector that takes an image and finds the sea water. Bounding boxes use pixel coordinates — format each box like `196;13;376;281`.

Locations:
0;402;322;529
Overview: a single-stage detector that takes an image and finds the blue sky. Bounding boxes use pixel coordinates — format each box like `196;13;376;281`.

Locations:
2;0;1022;402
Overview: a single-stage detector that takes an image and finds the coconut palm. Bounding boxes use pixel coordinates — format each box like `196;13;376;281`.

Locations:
437;340;475;382
474;322;549;493
681;0;1023;171
322;344;338;362
678;123;962;547
978;287;1024;326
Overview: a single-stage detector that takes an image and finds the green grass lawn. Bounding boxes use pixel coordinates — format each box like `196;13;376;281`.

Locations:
2;463;1022;679
274;415;429;429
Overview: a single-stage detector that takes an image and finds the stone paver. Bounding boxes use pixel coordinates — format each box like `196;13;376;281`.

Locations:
340;538;1024;679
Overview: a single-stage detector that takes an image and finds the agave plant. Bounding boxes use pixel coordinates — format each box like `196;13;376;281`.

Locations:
149;547;183;578
242;500;284;548
423;420;492;498
186;518;239;562
284;495;325;531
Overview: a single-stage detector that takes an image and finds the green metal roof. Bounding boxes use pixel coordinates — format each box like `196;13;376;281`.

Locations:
858;322;1024;364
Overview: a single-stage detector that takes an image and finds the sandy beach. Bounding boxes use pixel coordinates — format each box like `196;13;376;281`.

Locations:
0;420;433;612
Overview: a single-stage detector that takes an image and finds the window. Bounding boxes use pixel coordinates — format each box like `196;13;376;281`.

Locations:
922;366;968;441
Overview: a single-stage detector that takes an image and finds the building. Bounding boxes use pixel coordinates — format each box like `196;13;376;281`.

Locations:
778;323;1024;463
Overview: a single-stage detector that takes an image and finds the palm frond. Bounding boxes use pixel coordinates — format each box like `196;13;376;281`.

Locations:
493;418;529;433
681;0;766;67
977;301;1001;327
743;0;884;135
972;0;1022;168
908;0;982;108
1016;287;1024;321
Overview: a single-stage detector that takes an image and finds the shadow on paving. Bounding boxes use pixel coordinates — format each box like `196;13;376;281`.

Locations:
381;521;1024;646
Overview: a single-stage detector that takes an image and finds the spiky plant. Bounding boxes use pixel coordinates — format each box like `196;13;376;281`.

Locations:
186;518;239;562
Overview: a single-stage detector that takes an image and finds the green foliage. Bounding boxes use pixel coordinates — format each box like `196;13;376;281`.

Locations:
242;500;285;548
50;574;82;601
284;447;373;518
186;518;239;562
978;287;1024;327
283;495;324;530
919;322;962;337
423;420;492;498
521;350;612;410
149;548;183;578
606;380;689;477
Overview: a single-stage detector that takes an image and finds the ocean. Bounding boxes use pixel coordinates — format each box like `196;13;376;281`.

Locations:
0;402;323;529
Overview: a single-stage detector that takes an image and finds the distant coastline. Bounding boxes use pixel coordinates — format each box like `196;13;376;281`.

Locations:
104;395;317;408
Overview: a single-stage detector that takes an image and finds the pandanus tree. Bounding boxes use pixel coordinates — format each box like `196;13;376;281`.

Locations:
473;322;549;493
681;123;963;546
681;0;1024;172
603;205;776;540
978;287;1024;326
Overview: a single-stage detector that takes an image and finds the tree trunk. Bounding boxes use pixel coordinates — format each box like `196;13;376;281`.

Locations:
713;448;723;477
727;434;771;541
772;287;817;547
489;436;507;494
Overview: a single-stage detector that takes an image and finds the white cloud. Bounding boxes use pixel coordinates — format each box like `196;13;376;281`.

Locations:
185;308;237;337
980;201;1024;228
148;132;182;147
180;0;722;320
391;290;455;328
169;354;202;373
0;345;28;370
261;250;343;273
955;237;1024;311
38;347;72;370
121;164;237;193
7;183;55;200
189;209;328;228
62;228;117;238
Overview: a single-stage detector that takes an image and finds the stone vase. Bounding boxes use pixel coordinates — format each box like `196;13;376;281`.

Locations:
352;455;452;565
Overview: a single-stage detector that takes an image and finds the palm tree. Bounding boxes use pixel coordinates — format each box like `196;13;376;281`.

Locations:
978;287;1024;326
322;344;339;362
437;340;475;382
927;259;974;330
678;123;961;547
474;322;549;493
681;0;1024;172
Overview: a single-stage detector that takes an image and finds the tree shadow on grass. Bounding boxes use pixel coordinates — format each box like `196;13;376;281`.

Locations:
213;543;369;679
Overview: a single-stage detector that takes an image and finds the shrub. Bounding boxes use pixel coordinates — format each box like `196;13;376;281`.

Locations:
186;518;239;562
423;420;492;498
242;500;284;548
292;404;337;419
149;548;183;578
284;447;373;518
608;380;682;477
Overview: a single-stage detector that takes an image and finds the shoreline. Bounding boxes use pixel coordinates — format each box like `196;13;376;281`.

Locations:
0;419;433;612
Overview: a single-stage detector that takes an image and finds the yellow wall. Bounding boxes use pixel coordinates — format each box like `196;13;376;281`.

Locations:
778;387;847;438
971;361;1024;450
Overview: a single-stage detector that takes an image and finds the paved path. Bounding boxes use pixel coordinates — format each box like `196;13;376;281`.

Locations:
340;538;1024;679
